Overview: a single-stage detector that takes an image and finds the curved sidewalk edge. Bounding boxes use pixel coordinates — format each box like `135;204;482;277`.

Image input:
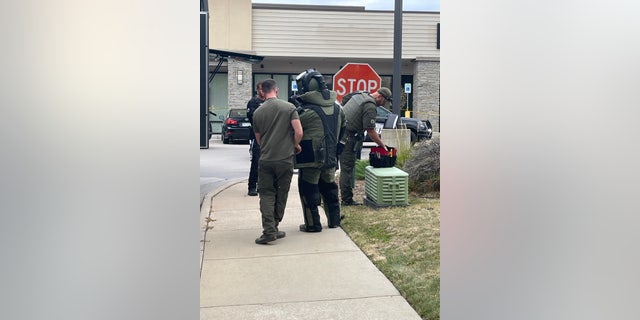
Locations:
199;177;247;277
199;175;423;320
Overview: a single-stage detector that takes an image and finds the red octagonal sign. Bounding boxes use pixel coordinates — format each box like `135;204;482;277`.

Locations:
333;63;381;103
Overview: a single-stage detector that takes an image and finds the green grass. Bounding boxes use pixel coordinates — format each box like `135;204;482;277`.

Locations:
362;223;392;242
346;153;440;319
341;195;440;320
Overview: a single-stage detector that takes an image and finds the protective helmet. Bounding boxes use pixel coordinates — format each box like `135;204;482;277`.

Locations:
295;68;327;94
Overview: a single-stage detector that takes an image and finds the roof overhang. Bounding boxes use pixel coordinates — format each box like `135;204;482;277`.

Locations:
208;49;264;83
209;49;264;64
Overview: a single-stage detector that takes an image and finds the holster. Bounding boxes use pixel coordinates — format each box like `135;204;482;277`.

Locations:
352;133;364;153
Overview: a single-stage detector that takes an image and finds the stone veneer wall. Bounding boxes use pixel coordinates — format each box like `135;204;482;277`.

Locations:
227;59;253;110
413;59;440;132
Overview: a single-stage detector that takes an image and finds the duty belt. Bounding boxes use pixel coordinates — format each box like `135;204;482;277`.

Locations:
345;131;364;142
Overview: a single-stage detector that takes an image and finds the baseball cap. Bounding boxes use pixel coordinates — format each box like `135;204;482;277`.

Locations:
377;87;393;107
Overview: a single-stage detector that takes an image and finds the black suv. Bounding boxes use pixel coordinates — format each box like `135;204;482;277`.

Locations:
364;106;432;143
221;109;252;144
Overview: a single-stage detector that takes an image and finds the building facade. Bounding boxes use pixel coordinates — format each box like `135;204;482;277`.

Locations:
208;0;440;132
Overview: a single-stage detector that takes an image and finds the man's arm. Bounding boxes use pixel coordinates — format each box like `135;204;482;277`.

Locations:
254;132;261;145
338;108;347;142
366;127;387;151
362;102;387;151
291;118;303;154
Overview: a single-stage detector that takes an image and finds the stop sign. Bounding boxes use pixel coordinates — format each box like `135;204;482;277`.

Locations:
333;63;381;103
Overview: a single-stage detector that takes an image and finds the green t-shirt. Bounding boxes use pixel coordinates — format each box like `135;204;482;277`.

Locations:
252;97;300;161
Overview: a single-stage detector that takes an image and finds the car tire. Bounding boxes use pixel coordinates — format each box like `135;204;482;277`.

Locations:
410;130;417;143
222;135;229;144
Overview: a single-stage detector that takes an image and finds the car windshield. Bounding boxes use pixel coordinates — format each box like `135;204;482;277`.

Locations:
229;109;247;117
377;106;391;117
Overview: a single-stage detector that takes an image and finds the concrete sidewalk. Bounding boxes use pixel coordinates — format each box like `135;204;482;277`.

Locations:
199;174;421;320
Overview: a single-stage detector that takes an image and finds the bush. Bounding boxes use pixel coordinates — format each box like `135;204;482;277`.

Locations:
403;136;440;193
395;145;411;168
355;159;369;180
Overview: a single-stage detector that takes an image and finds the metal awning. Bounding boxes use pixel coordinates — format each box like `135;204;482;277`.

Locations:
208;49;264;83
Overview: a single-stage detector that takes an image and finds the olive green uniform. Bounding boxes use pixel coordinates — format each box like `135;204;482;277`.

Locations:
252;97;300;238
339;92;377;203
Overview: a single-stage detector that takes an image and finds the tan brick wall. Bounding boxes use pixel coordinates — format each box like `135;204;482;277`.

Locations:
227;59;253;110
413;60;440;132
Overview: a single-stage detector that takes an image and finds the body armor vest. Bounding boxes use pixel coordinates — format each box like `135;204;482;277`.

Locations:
294;103;341;169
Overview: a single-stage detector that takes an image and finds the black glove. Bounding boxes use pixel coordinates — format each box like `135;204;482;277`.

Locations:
289;95;301;107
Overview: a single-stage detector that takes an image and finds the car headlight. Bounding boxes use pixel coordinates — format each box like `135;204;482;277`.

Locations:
419;121;426;130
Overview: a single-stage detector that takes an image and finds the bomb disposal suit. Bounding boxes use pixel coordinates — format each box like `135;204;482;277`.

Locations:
292;69;346;232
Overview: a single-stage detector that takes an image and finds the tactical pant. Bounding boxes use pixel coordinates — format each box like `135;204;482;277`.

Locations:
319;177;341;228
339;133;362;203
248;140;260;190
258;157;294;237
299;167;341;231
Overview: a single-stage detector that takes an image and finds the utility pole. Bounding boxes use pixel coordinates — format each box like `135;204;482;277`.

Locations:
392;0;403;115
200;0;209;148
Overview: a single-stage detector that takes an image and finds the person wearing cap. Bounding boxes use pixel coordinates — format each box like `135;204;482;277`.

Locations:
339;87;390;206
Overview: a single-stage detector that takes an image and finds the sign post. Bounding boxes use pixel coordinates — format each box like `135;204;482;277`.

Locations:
332;63;382;103
404;83;412;117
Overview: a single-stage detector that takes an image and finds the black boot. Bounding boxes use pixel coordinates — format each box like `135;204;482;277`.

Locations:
298;178;322;232
299;224;322;232
341;199;362;206
319;180;341;228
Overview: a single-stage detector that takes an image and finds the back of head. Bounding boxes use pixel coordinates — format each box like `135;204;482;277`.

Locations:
261;79;277;94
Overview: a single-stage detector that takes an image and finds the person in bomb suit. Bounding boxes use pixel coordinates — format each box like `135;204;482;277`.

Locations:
291;68;346;232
